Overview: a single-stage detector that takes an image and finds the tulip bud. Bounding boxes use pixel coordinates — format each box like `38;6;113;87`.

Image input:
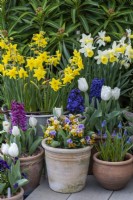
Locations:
111;87;120;100
101;86;112;101
1;143;9;155
3;121;11;132
78;78;88;92
8;143;19;157
29;116;37;127
53;107;62;117
12;126;20;136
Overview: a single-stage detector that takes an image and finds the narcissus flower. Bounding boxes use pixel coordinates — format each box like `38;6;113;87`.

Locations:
50;78;62;91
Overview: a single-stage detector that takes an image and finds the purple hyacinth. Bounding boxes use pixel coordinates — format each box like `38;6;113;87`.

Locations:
67;89;85;114
90;78;104;102
11;101;27;131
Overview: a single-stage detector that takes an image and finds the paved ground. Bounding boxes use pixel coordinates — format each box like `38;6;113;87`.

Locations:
26;176;133;200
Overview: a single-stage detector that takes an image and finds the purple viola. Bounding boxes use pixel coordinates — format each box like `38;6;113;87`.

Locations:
11;101;27;131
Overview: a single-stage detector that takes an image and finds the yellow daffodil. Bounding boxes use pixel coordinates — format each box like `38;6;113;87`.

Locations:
18;68;28;79
6;67;18;79
26;57;35;70
62;74;74;84
49;78;62;91
33;68;46;81
0;64;4;72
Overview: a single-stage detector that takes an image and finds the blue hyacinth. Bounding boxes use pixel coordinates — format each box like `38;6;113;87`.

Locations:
67;89;85;114
90;78;104;102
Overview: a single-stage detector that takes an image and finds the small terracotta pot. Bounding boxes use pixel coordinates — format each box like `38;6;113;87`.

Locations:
20;147;44;195
1;188;24;200
93;152;133;190
42;139;92;193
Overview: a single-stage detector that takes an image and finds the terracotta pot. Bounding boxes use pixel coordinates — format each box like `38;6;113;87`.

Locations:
1;188;24;200
93;152;133;190
42;139;92;193
20;147;44;196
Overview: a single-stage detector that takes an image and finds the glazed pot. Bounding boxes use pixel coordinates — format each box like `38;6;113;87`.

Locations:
20;147;44;196
1;188;24;200
42;139;92;193
93;152;133;190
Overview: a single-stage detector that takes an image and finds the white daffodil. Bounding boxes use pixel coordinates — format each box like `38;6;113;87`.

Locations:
126;29;133;43
125;45;133;60
79;43;95;58
94;50;109;65
96;31;111;47
79;33;93;47
120;59;130;69
111;87;121;100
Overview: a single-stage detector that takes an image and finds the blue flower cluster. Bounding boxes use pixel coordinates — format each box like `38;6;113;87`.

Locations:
67;89;85;114
90;78;104;102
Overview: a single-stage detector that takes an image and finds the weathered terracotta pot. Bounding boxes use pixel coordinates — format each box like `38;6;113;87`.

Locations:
93;152;133;190
20;147;44;195
42;139;92;193
1;188;24;200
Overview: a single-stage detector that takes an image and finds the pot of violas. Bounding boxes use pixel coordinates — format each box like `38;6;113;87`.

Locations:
93;121;133;190
42;114;93;193
0;157;28;200
1;102;44;196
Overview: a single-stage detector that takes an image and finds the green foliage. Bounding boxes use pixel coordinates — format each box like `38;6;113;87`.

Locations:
0;159;28;196
96;123;133;162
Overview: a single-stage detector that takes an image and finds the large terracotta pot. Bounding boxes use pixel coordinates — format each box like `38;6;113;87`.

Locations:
42;139;92;193
1;188;24;200
93;152;133;190
26;113;53;136
20;147;44;195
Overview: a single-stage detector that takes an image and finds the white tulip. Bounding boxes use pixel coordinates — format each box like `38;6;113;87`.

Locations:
29;116;37;127
78;78;88;92
3;121;11;132
8;143;19;157
12;126;20;136
1;143;9;155
53;107;62;117
101;86;112;101
111;87;120;100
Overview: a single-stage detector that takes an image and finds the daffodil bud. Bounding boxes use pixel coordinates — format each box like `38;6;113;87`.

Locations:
1;143;9;155
12;126;20;136
8;143;19;157
29;116;37;127
78;78;88;92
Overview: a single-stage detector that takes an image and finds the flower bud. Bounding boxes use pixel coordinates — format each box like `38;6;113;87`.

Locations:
111;87;120;100
1;143;9;155
12;126;20;136
53;107;62;117
3;121;11;132
8;143;19;157
29;116;37;127
78;78;88;92
101;86;112;101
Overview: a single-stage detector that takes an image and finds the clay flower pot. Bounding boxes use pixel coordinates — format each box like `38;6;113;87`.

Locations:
20;147;44;195
42;139;92;193
93;152;133;190
1;188;24;200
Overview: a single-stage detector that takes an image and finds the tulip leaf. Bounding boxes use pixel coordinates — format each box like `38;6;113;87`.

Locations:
29;137;42;155
0;183;6;194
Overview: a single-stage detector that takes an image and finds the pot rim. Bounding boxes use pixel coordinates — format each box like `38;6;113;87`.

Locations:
2;187;24;200
20;146;44;161
42;138;92;154
93;152;133;166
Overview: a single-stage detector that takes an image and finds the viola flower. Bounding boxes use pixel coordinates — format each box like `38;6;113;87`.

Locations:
13;183;19;189
85;136;90;144
67;138;73;144
11;101;27;131
67;89;85;114
90;78;104;102
0;159;10;171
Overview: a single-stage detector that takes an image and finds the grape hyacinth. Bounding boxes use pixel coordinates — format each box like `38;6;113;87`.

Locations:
90;78;104;102
11;101;27;131
67;89;85;114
